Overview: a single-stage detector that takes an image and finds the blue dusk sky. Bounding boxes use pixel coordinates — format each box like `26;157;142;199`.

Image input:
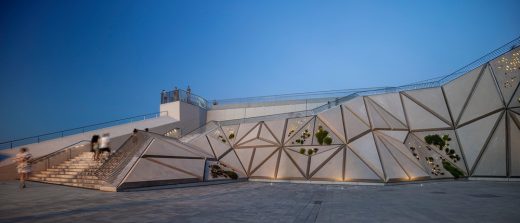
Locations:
0;0;519;142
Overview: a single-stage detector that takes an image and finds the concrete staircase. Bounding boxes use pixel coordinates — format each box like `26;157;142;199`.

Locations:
29;152;105;190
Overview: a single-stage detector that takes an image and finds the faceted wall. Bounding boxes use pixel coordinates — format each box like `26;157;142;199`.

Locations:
184;47;520;183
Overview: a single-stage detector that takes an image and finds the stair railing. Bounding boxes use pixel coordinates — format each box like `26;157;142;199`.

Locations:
29;140;91;173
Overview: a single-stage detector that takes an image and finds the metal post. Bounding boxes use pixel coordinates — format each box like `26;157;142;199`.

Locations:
37;136;40;143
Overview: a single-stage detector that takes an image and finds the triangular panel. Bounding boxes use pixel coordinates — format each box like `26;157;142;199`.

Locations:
473;115;506;176
235;122;260;145
308;146;342;175
412;130;467;172
285;117;315;146
207;134;232;158
124;158;198;183
375;136;409;181
258;123;280;145
236;138;277;148
402;96;450;130
509;86;520;108
145;138;204;158
235;123;261;145
347;132;384;178
343;107;370;141
378;136;429;179
459;66;504;125
342;96;370;124
187;135;215;158
377;130;408;143
443;65;482;123
311;148;344;181
317;106;346;143
366;98;407;129
509;113;520;176
221;124;240;145
344;148;382;181
456;111;502;170
276;150;306;179
250;147;279;172
235;148;254;174
263;119;286;144
365;98;390;129
490;48;520;105
219;150;247;176
405;87;452;123
312;118;344;145
285;149;310;177
368;93;407;124
285;117;313;143
250;149;279;179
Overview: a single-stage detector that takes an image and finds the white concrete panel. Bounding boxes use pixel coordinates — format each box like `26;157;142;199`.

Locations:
402;96;450;130
377;132;424;170
508;86;520;108
443;65;482;122
375;137;408;181
343;107;370;140
369;93;407;124
235;122;259;145
311;149;343;181
348;133;384;178
365;99;389;129
145;138;202;158
459;66;504;125
237;139;276;148
276;150;305;179
490;48;520;104
187;135;215;158
258;123;279;144
250;149;278;178
124;158;196;183
154;158;205;178
342;97;369;124
345;148;381;181
263;119;286;144
405;87;451;123
456;112;501;170
509;115;520;176
473;115;506;176
235;148;254;173
220;150;247;176
308;146;341;175
377;130;408;143
285;149;310;176
236;123;260;145
313;118;343;145
380;136;429;179
317;106;346;143
207;134;231;158
250;147;278;171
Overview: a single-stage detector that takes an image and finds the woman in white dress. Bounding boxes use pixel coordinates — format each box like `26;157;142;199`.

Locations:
15;147;32;189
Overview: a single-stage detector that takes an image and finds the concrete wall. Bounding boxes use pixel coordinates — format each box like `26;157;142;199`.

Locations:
207;102;325;122
160;101;207;135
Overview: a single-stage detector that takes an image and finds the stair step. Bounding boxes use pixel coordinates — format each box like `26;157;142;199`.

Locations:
32;173;98;179
29;177;101;184
29;179;101;190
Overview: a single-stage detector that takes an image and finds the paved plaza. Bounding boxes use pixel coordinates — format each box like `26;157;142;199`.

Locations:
0;180;519;223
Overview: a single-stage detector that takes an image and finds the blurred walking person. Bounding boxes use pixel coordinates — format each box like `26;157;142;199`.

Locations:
99;133;111;160
14;148;32;189
91;134;100;161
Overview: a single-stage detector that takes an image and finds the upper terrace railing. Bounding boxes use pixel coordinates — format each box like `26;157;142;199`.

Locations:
179;36;520;137
0;111;167;150
208;36;520;109
160;89;209;109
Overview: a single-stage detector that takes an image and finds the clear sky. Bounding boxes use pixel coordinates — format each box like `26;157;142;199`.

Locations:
1;0;519;142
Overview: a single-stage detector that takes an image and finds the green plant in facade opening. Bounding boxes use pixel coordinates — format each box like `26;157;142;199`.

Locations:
315;126;331;145
424;134;460;162
210;164;238;180
292;128;312;145
442;160;464;179
228;133;235;140
299;148;306;155
307;149;314;156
